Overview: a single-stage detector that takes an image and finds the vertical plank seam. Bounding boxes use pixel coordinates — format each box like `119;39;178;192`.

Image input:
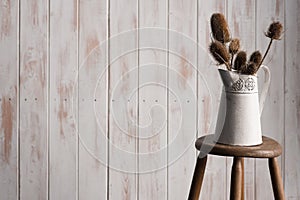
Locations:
76;0;79;199
106;0;111;198
196;0;199;147
47;0;50;199
283;0;286;190
17;0;21;199
137;0;140;199
166;0;170;199
224;2;229;198
254;0;257;199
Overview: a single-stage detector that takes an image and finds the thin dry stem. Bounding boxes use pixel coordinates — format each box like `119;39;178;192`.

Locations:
258;38;273;69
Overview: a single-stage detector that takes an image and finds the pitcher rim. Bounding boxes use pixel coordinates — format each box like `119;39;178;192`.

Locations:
218;68;259;78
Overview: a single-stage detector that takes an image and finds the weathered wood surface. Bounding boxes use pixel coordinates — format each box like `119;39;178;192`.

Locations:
78;0;107;199
0;0;18;199
168;0;198;199
285;0;300;199
108;0;138;199
138;0;168;199
196;135;282;158
0;0;299;199
19;0;48;199
49;0;78;199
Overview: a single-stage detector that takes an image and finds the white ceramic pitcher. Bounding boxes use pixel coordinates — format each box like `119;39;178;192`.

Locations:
214;65;271;146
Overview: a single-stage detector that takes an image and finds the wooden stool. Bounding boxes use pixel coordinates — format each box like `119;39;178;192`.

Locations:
188;134;285;200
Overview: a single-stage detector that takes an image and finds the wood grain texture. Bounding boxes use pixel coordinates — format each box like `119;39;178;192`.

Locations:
269;157;285;200
285;0;300;199
230;157;243;200
1;1;300;199
19;0;48;199
49;0;78;199
138;0;167;199
168;0;197;199
255;1;285;199
227;1;256;199
0;0;18;199
78;0;107;199
196;135;282;158
188;156;207;200
197;1;227;199
108;0;138;199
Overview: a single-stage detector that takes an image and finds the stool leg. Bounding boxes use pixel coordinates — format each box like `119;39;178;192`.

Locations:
230;157;243;200
268;157;285;200
188;155;207;200
241;158;244;200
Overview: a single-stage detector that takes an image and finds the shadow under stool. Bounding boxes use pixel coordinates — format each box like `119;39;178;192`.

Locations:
188;134;285;200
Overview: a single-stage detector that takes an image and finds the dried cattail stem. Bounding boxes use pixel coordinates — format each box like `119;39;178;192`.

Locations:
234;51;247;72
249;51;262;65
209;41;231;70
211;13;231;43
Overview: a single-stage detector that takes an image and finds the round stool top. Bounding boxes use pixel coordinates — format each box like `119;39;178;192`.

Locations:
195;134;282;158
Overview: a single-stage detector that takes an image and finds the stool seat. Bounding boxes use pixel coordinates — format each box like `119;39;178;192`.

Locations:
195;134;282;158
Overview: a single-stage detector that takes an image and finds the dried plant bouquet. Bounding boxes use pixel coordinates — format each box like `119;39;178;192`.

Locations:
209;13;283;75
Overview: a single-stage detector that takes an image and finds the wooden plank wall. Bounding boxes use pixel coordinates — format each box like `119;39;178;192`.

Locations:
20;0;48;199
0;0;299;199
0;0;18;199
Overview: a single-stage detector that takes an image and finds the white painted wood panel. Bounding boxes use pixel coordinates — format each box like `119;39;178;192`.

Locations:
78;0;107;199
0;0;18;199
138;0;168;199
285;0;300;199
197;1;227;199
168;0;197;199
0;1;300;199
49;0;78;199
19;0;48;199
227;1;256;199
108;0;138;199
255;0;285;199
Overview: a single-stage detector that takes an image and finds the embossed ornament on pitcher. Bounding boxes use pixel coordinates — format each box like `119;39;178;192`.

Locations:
214;65;271;146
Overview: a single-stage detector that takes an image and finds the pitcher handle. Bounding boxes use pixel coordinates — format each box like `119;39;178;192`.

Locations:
259;65;271;115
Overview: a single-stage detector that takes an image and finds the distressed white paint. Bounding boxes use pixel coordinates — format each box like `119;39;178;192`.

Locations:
78;0;107;199
168;0;198;199
0;0;299;199
0;0;18;199
49;0;78;199
19;0;48;199
285;0;300;199
108;0;138;199
138;0;168;199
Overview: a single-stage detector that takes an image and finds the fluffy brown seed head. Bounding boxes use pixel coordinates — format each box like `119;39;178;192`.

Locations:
265;21;283;40
241;62;258;75
210;13;231;43
229;38;240;54
234;51;247;71
249;51;262;65
209;41;230;66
